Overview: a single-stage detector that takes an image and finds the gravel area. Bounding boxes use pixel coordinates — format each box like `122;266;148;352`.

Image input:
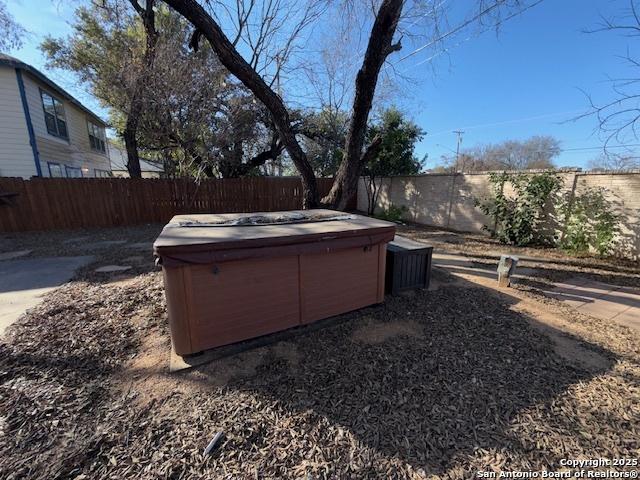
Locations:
0;225;638;479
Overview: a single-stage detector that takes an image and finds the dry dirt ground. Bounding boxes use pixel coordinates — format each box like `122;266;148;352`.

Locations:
0;224;639;479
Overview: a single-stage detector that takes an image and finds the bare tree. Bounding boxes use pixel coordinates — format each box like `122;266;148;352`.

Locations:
162;0;541;208
440;135;560;172
0;1;24;51
167;0;329;206
45;2;285;179
588;153;640;171
579;0;640;154
121;0;159;178
142;31;285;179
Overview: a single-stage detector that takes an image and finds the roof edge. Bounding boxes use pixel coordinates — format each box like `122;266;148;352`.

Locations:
0;55;107;126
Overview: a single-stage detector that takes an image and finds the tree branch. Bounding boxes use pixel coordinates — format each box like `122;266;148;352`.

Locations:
163;0;319;207
360;135;383;167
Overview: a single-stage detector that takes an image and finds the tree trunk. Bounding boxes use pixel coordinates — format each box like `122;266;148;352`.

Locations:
321;0;403;209
163;0;401;210
163;0;319;208
366;175;379;216
123;123;142;177
125;0;158;179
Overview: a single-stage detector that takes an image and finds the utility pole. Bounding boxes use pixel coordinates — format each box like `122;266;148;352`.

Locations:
453;130;464;170
446;130;464;228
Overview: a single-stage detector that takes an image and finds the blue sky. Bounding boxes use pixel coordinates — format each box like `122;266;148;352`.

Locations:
403;0;640;168
5;0;639;168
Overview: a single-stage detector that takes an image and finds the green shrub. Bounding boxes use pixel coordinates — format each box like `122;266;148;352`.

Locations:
558;187;620;256
476;172;563;246
375;204;408;223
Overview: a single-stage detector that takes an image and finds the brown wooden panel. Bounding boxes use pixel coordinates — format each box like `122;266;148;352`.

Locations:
0;178;25;230
163;266;194;355
300;245;382;324
185;255;301;352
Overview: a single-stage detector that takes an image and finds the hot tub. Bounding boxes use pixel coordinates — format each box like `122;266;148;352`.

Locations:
153;209;396;356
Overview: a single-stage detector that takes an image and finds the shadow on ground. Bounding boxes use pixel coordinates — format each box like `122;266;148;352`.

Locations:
2;225;635;478
186;274;617;476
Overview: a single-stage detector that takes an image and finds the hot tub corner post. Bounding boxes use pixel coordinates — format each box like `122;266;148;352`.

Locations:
163;266;194;356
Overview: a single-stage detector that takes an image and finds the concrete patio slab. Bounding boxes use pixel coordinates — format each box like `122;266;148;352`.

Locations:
432;253;476;268
542;289;590;309
544;281;616;309
0;256;94;336
550;277;640;331
595;288;640;309
552;278;590;290
611;307;640;330
576;297;632;319
569;281;619;298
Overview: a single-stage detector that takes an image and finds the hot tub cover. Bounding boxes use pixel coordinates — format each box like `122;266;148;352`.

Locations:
154;209;396;266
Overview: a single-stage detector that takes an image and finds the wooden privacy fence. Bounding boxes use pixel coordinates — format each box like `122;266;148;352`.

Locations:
0;177;342;232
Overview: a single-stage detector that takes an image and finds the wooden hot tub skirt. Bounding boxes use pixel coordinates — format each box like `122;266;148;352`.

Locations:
163;243;388;356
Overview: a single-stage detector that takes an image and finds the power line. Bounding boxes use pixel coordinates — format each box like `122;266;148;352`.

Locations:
563;144;640;152
428;109;586;137
398;0;545;63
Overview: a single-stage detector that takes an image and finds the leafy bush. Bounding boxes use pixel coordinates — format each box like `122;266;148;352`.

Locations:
476;172;621;255
558;187;620;256
476;172;563;246
375;204;408;223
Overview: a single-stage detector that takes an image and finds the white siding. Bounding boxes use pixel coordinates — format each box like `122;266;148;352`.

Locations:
22;73;111;177
0;66;36;178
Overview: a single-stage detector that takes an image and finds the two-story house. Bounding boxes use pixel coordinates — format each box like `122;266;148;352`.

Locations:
0;54;111;178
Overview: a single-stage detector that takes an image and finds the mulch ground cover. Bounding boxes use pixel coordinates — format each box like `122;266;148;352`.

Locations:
0;226;638;479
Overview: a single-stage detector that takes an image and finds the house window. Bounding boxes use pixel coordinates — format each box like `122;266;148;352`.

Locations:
47;162;64;178
87;121;106;153
65;166;83;178
94;169;112;178
40;91;68;139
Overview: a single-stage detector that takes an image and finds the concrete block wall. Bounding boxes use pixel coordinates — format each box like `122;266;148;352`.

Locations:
357;171;640;259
